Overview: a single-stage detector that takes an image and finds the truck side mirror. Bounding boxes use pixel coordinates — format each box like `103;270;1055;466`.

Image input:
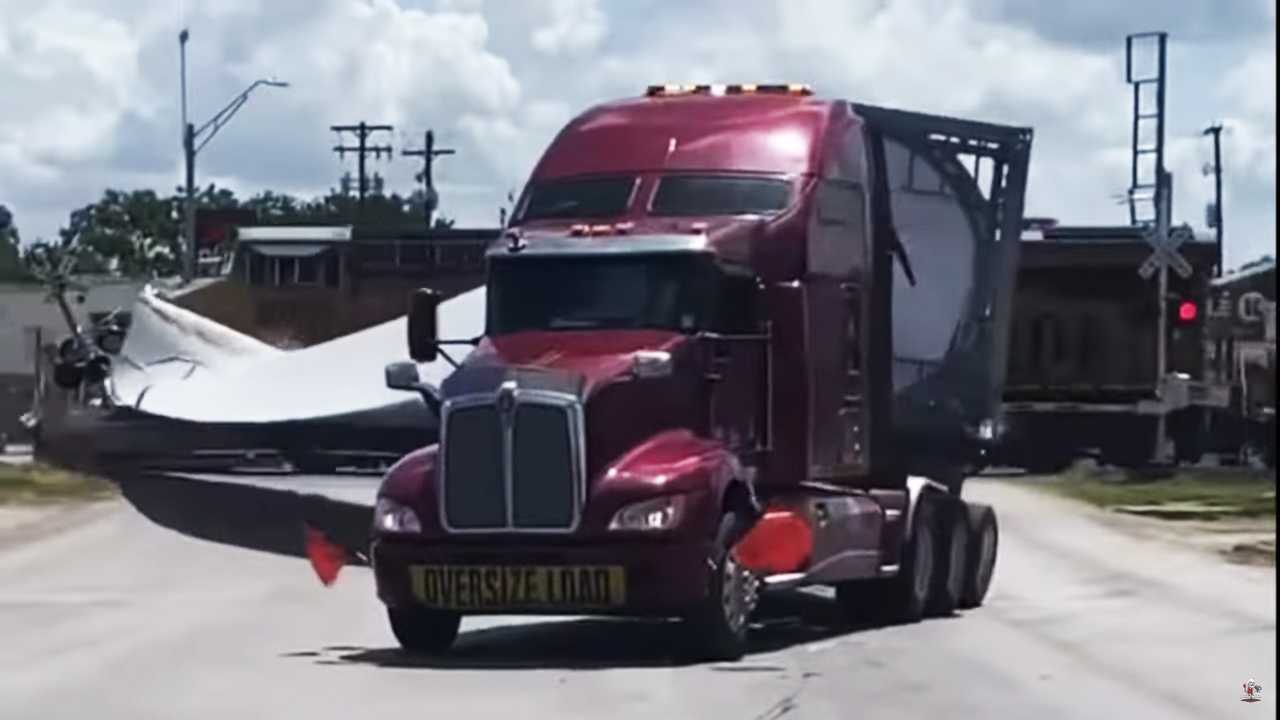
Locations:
384;361;422;391
408;288;441;363
384;361;443;417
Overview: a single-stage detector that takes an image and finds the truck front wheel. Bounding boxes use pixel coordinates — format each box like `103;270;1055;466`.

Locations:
683;511;757;662
387;607;462;655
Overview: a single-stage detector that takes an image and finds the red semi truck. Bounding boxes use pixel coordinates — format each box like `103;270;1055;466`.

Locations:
372;84;1033;660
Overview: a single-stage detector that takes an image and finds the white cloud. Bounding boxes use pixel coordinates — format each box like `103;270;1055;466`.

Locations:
0;0;1273;269
530;0;607;55
1222;46;1276;130
0;4;151;172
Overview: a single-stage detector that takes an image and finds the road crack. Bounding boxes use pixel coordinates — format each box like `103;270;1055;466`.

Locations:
750;669;819;720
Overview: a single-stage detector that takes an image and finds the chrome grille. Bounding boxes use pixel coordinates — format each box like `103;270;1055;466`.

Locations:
441;405;505;529
439;387;584;533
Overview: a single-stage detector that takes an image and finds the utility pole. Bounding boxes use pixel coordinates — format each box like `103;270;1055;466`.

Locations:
402;129;455;227
1203;123;1225;277
1127;31;1177;465
331;123;394;218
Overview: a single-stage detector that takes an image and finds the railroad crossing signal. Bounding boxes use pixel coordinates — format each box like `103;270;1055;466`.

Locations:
1138;224;1194;280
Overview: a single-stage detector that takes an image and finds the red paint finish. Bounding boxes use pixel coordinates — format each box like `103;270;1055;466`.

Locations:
531;95;832;179
476;329;690;396
588;429;741;539
517;93;862;286
379;445;441;534
376;428;738;541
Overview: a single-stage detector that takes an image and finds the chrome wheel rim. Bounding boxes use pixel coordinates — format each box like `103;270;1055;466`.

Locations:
721;552;757;634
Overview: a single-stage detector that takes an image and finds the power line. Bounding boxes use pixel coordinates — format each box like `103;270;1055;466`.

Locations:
331;122;394;215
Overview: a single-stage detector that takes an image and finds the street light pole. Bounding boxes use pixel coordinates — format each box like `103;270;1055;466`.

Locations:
180;28;194;282
184;121;197;282
178;28;287;281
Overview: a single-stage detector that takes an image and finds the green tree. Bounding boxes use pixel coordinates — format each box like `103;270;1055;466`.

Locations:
59;189;184;277
0;204;29;281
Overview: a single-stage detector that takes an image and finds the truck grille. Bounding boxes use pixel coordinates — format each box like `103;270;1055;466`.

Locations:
440;390;583;532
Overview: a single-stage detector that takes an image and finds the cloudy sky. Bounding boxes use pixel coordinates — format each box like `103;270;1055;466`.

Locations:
0;0;1274;267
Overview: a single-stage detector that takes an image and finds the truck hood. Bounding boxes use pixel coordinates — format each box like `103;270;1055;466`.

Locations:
438;329;691;401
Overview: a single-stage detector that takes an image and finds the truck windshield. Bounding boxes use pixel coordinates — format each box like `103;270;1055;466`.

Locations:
518;177;637;221
651;175;792;216
487;254;712;334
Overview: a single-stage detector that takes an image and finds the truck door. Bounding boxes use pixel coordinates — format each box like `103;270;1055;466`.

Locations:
852;104;1033;464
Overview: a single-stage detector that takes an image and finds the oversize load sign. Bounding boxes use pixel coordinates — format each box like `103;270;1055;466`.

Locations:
410;564;626;610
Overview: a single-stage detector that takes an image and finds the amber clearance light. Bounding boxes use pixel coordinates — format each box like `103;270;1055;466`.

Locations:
645;83;814;97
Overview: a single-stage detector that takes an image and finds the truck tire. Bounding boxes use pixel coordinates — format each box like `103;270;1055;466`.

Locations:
925;500;970;616
387;607;462;655
958;503;998;609
683;511;756;662
836;494;936;625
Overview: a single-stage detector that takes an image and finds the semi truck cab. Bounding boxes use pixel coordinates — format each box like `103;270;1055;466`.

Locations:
372;84;1032;660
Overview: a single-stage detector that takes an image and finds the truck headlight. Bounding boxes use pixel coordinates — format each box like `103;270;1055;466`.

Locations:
374;497;422;534
608;494;686;531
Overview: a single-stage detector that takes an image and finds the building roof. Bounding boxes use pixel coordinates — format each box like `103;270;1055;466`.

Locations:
237;226;353;243
1212;258;1276;287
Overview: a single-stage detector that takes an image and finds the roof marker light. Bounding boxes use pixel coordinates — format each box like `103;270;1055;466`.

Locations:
644;83;813;97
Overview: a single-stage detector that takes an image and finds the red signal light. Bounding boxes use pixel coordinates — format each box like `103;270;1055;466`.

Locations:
1178;300;1198;322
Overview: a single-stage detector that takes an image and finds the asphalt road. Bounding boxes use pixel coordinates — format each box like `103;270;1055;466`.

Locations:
0;478;1273;719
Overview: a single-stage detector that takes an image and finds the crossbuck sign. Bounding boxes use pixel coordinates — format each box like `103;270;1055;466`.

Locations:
1138;224;1195;280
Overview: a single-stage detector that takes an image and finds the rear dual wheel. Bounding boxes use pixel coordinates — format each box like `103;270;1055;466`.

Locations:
925;500;970;616
959;503;998;609
926;499;999;613
836;497;936;624
837;495;999;623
